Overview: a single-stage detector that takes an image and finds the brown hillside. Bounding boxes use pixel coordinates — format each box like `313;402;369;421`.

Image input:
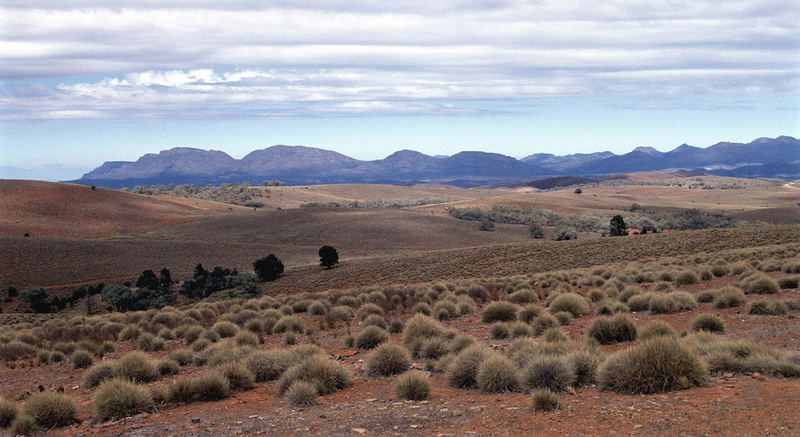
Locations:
0;180;239;238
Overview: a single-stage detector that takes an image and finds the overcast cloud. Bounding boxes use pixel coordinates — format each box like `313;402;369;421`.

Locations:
0;1;798;120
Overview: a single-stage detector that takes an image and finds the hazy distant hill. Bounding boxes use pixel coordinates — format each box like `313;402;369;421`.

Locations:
74;136;799;188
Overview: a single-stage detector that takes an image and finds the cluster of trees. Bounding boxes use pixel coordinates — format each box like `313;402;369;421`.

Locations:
8;246;341;314
128;182;260;206
101;268;175;312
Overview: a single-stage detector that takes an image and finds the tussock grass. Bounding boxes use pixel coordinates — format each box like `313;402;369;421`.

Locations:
394;371;431;401
94;378;154;422
23;392;77;429
530;388;559;413
366;343;411;376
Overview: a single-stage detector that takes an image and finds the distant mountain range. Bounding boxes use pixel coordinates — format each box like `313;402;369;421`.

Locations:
74;136;799;188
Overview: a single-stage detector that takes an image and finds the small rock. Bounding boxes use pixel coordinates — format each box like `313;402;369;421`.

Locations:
753;372;766;381
366;398;378;402
248;415;259;419
191;418;201;424
352;428;367;434
723;373;734;379
410;424;420;429
634;425;643;430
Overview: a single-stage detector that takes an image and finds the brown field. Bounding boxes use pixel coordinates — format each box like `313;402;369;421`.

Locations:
1;177;799;436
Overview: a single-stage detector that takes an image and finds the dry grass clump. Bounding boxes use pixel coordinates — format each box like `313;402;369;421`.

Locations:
402;314;444;355
277;355;352;396
366;343;411;376
690;314;725;333
675;270;700;285
156;359;180;376
588;314;637;345
272;316;305;333
83;363;117;389
217;362;255;391
517;304;543;323
94;378;154;422
638;321;676;340
23;392;77;429
362;314;387;330
356;303;384;320
713;287;746;309
508;288;539;305
490;323;509;339
778;276;799;289
9;414;35;437
70;349;93;369
598;336;706;394
481;301;519;323
686;332;800;377
285;381;318;407
193;371;230;401
137;333;164;352
740;274;780;294
566;349;602;387
648;292;697;314
0;397;18;428
518;354;576;392
447;345;492;389
747;299;789;316
530;388;559;413
547;293;591;318
394;371;431;401
168;349;194;366
0;341;36;361
116;351;159;383
531;313;559;336
355;326;390;349
476;354;519;393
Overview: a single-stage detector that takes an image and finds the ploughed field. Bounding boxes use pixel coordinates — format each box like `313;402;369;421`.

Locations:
0;178;798;436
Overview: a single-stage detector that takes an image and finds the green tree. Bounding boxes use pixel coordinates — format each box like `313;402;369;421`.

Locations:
609;215;628;236
253;254;284;282
319;246;339;269
20;287;51;313
136;270;160;290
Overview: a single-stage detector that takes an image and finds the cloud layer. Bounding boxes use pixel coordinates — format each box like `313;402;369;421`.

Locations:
1;1;798;119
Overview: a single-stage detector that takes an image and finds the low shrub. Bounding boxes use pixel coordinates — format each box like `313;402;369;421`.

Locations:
588;314;637;345
362;314;387;330
530;388;559;413
548;293;590;318
285;381;318;407
476;354;519;393
447;345;491;389
152;358;178;376
117;351;159;383
94;378;154;422
277;355;352;396
402;314;444;349
508;321;532;338
713;287;746;309
691;314;725;333
490;323;509;339
518;354;575;392
83;363;117;389
23;392;76;429
531;313;559;336
9;414;35;437
675;270;700;285
686;332;800;377
366;343;410;376
552;311;574;325
598;337;706;394
778;276;799;289
217;362;255;391
517;304;543;323
272;316;305;334
394;371;431;401
355;326;390;349
566;349;601;387
508;289;539;305
0;341;36;361
167;377;197;403
0;397;17;428
638;321;676;340
741;275;780;294
194;371;230;401
481;302;518;323
137;333;164;352
748;299;789;315
168;349;194;366
71;350;93;369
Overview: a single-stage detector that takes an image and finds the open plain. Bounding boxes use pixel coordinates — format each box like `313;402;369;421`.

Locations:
0;175;799;436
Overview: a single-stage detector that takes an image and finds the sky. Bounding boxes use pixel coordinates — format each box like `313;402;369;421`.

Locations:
1;1;798;181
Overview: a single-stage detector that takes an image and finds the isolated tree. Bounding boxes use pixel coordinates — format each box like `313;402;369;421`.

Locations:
159;268;172;290
574;188;582;194
101;285;134;312
609;215;628;236
529;223;544;239
479;219;495;231
253;254;284;282
20;287;51;313
319;245;339;269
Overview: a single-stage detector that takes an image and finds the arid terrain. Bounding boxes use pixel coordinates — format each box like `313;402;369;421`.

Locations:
0;175;799;436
